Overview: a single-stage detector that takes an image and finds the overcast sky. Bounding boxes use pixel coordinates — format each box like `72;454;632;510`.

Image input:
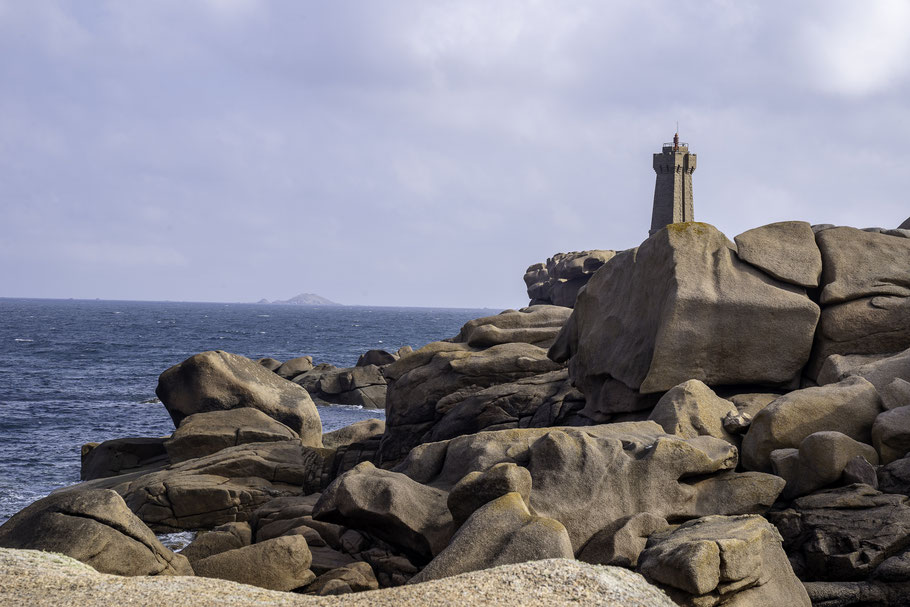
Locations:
1;1;908;308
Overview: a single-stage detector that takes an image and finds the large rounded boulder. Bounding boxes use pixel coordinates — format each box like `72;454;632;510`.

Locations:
0;488;192;576
156;350;322;446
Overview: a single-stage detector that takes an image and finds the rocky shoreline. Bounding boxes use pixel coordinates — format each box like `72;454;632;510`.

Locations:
3;219;910;606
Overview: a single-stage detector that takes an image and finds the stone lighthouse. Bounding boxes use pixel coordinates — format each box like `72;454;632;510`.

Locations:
649;133;696;236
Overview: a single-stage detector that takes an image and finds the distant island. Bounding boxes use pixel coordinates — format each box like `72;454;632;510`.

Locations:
256;293;341;306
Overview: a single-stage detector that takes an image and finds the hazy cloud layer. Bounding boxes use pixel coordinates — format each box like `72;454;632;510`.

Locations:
1;0;908;307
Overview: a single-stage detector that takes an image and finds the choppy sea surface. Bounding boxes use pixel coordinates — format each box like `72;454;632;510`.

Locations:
0;298;491;524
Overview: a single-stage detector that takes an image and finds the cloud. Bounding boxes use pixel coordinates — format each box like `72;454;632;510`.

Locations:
797;0;910;96
0;1;907;307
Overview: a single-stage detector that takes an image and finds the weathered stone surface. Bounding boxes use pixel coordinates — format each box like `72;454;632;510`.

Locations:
873;406;910;464
734;221;822;288
275;356;314;379
0;550;680;607
828;348;910;410
577;512;669;567
447;463;533;529
817;226;910;305
119;441;331;530
453;306;572;349
741;377;883;472
356;350;397;367
156;350;322;445
842;455;879;488
306;561;379;595
648;380;738;445
551;223;820;409
410;492;573;583
426;369;586;445
256;357;282;371
768;484;910;581
322;418;385;450
880;455;910;495
312;462;453;562
771;431;880;499
638;515;810;606
0;488;192;576
803;580;910;607
294;364;387;409
81;437;168;481
180;521;251;562
810;296;910;378
250;494;320;540
379;340;563;465
309;544;357;575
396;423;782;553
524;251;616;308
728;393;781;419
164;408;300;463
193;535;313;591
816;352;893;386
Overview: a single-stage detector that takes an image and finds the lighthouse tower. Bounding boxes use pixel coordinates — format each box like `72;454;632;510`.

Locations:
649;133;696;236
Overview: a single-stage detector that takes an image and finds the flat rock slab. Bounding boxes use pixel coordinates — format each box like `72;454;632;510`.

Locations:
0;550;677;607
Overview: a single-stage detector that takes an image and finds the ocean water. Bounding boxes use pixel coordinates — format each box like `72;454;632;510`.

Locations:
0;298;491;523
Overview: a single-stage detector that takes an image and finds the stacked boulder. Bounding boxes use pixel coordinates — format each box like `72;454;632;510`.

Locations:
524;250;616;307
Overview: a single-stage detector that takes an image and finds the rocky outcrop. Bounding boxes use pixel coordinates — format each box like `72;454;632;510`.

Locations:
452;306;572;349
647;380;739;445
275;356;314;379
118;441;331;530
356;349;398;367
395;423;783;553
770;431;879;499
873;406;910;464
181;521;252;562
156;350;322;445
164;408;300;463
193;535;314;591
293;364;387;409
0;489;192;576
446;462;532;529
410;492;574;583
424;369;586;445
81;437;169;481
524;250;616;307
733;220;822;288
306;561;379;595
638;515;810;606
577;512;670;567
313;462;454;562
550;223;820;418
809;227;910;376
741;377;882;472
767;484;910;582
322;418;385;450
379;340;564;465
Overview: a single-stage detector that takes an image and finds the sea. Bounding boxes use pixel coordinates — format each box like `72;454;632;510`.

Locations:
0;298;491;525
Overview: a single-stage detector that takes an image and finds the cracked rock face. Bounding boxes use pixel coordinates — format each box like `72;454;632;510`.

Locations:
0;488;192;576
